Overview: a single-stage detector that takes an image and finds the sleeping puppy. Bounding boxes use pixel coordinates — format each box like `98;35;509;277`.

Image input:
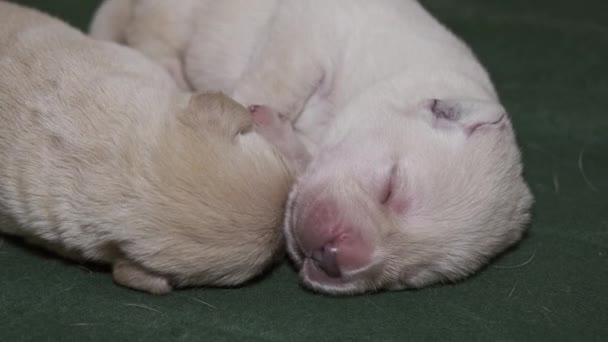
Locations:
0;1;292;294
91;0;534;295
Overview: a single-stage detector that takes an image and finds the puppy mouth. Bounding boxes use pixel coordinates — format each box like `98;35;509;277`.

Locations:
299;258;388;295
299;259;356;294
297;238;382;295
284;188;382;295
310;244;341;278
287;218;358;293
301;258;345;284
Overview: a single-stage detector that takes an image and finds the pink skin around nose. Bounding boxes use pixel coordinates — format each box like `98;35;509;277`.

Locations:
296;200;374;278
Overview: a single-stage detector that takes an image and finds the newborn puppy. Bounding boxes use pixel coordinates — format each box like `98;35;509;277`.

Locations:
91;0;534;294
0;1;292;294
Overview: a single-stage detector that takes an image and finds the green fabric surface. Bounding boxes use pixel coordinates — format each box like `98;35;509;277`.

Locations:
1;0;607;340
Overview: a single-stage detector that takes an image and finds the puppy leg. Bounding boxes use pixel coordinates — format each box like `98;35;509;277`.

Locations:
112;258;172;295
249;105;311;175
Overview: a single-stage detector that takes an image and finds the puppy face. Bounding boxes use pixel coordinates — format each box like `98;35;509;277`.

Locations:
284;98;533;294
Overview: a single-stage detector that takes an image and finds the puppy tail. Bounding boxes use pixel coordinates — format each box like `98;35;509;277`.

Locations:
88;0;133;43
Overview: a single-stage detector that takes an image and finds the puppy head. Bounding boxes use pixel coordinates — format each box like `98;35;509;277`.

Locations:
118;92;293;291
285;97;533;294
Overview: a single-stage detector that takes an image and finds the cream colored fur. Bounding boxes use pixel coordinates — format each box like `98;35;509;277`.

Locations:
0;1;292;294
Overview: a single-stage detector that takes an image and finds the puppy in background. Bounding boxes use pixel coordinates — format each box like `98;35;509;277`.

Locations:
0;1;292;294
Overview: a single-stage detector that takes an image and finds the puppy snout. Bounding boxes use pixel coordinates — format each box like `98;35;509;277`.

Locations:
293;199;375;279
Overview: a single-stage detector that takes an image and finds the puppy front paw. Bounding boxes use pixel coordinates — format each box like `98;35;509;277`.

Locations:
112;258;172;295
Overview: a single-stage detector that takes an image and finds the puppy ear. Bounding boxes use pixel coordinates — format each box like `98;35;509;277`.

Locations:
429;98;506;135
180;92;254;140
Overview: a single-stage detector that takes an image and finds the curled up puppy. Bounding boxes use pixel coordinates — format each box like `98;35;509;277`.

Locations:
0;1;293;294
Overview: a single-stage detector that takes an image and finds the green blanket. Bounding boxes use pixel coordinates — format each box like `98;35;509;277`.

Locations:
1;0;606;340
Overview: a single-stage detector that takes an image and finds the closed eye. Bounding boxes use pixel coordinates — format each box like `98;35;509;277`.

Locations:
380;164;398;205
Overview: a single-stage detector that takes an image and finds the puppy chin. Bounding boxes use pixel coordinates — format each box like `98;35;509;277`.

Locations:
299;260;369;295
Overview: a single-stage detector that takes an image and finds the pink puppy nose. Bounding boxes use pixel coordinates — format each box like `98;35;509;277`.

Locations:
297;201;374;276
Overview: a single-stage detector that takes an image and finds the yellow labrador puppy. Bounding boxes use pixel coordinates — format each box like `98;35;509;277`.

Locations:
0;1;292;294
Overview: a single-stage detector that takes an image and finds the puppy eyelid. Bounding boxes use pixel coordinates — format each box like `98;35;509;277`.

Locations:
381;164;398;205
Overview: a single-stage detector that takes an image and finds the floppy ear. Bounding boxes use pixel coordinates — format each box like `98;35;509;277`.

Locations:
180;92;254;140
430;98;507;135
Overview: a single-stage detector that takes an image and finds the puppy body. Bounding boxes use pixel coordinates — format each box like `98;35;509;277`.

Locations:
91;0;533;294
0;1;292;294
